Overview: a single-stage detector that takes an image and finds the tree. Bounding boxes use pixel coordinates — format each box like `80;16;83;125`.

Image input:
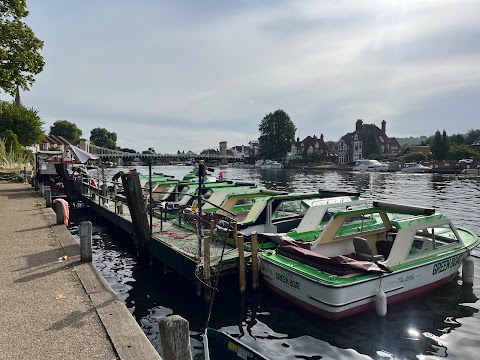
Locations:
442;130;450;158
49;120;82;144
449;133;465;145
449;144;477;161
90;128;117;149
258;110;296;160
0;128;21;154
464;129;480;145
364;127;379;158
430;130;449;160
0;1;45;95
0;100;44;145
400;152;427;163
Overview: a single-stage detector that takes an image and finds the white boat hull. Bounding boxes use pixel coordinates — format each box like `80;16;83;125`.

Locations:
260;251;467;319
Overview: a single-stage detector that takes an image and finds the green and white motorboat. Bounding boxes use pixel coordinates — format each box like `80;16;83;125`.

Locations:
260;201;479;319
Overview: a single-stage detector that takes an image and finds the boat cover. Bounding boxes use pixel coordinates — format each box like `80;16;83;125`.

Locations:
276;238;392;275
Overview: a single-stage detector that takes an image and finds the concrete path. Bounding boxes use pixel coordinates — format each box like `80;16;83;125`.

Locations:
0;182;161;360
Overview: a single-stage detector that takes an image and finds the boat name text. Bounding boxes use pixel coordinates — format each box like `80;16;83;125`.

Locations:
276;272;300;290
432;254;462;275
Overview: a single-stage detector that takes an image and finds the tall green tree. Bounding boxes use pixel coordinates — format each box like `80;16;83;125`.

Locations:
0;0;45;95
442;130;450;158
449;144;477;160
0;128;21;154
364;127;379;158
49;120;82;144
258;109;296;160
430;130;449;160
464;129;480;145
0;100;43;145
90;127;117;149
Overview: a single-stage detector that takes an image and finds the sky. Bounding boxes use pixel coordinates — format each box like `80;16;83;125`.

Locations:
5;0;480;153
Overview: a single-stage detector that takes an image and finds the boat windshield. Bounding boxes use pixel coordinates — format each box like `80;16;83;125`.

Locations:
273;200;307;218
408;223;460;258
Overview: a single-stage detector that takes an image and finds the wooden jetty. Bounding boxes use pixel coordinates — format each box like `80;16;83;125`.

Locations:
68;167;255;298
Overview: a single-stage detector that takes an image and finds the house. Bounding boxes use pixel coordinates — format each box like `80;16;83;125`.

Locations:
229;145;248;158
336;119;400;164
243;140;259;163
398;146;433;159
38;135;71;152
291;134;329;158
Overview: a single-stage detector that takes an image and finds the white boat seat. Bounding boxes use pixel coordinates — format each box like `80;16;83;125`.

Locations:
353;237;384;262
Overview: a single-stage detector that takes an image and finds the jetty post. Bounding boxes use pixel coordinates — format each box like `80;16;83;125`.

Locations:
45;187;52;208
39;182;45;197
238;235;246;294
159;315;192;360
233;222;238;248
203;221;213;303
251;231;259;289
79;221;93;262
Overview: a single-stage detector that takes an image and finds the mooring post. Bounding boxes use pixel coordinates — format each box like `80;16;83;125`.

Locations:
238;235;246;294
55;202;65;225
79;221;93;262
113;183;118;214
251;231;259;289
158;315;192;360
39;182;45;197
45;187;52;208
203;221;213;303
101;164;107;205
30;175;35;187
34;177;39;191
233;222;238;248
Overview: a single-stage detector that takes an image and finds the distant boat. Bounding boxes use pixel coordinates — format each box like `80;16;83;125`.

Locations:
255;159;283;169
353;159;389;172
401;162;431;173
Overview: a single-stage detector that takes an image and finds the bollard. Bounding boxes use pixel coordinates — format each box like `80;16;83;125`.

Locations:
55;202;65;225
116;200;123;214
34;178;39;191
79;221;92;262
39;182;45;197
45;187;52;208
30;176;35;187
251;231;259;289
238;235;246;294
159;315;192;360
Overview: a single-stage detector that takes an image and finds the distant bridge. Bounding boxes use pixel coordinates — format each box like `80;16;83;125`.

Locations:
88;144;243;161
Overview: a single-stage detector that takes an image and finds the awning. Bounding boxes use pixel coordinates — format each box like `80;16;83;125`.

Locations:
69;145;99;163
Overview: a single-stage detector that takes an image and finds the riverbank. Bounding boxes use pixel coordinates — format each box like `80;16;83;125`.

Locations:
0;182;161;359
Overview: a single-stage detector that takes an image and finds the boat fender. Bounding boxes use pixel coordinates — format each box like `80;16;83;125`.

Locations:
462;255;474;284
103;202;109;209
375;288;387;316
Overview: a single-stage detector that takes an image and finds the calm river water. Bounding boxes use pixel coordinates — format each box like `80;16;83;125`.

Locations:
69;166;480;360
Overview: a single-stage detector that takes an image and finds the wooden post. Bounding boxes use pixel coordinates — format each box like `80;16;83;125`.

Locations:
233;222;238;248
203;221;213;303
101;165;107;205
45;187;52;208
113;183;118;214
238;235;246;294
158;315;192;360
34;177;39;191
80;221;92;262
251;231;259;289
39;182;45;197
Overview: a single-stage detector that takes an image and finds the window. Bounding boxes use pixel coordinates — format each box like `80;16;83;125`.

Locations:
408;224;460;258
273;200;307;219
354;141;362;152
334;212;387;239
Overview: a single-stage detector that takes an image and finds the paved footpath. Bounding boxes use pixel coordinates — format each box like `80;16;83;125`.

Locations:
0;182;161;360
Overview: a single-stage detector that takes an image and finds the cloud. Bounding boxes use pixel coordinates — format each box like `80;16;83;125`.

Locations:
7;0;479;152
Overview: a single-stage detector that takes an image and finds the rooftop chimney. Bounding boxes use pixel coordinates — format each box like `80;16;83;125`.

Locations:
356;119;363;132
381;120;386;133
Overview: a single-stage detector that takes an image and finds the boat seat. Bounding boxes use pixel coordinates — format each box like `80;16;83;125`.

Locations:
353;237;384;262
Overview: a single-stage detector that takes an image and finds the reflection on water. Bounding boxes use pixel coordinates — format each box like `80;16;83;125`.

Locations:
78;166;480;359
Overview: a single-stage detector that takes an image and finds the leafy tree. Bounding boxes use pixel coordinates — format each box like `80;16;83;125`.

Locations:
399;152;427;163
90;127;117;149
258;109;296;160
0;128;21;154
464;129;480;145
0;0;45;95
430;130;449;160
0;100;43;145
364;127;379;158
449;144;477;160
49;120;82;144
442;130;450;158
449;133;465;145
